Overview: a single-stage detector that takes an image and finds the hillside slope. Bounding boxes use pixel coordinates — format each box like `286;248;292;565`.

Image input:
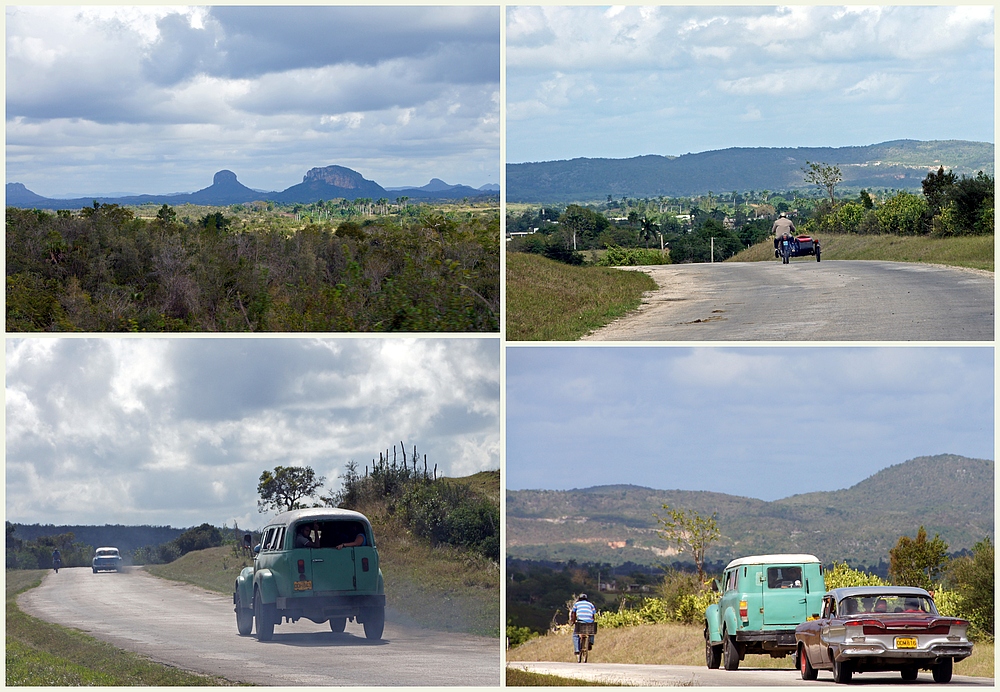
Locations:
507;454;993;567
507;140;994;202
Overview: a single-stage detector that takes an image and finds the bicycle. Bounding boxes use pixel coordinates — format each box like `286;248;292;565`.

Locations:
574;621;596;663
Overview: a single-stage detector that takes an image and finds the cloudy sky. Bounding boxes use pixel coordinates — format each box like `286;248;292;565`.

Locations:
6;6;500;196
507;6;994;163
6;338;500;529
507;347;993;500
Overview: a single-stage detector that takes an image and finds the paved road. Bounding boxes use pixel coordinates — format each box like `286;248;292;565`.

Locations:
508;661;994;686
582;261;993;341
20;567;500;686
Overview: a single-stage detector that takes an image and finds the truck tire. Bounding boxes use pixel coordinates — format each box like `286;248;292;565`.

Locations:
901;665;918;681
329;617;347;633
362;605;385;640
704;626;722;669
254;589;275;641
723;633;740;671
235;591;253;636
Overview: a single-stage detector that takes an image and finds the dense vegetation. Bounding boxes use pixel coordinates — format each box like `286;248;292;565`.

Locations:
507;165;993;267
334;451;500;562
7;203;499;332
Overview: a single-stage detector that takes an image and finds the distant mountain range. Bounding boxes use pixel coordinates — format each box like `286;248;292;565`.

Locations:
507;454;994;568
6;165;499;210
507;139;994;203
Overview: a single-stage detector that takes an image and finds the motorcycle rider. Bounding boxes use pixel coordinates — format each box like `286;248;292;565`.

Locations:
569;593;597;656
772;212;797;262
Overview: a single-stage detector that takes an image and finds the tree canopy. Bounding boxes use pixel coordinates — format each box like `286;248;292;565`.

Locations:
257;465;326;514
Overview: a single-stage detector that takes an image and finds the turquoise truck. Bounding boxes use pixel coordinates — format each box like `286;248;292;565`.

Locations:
705;553;824;670
234;508;386;641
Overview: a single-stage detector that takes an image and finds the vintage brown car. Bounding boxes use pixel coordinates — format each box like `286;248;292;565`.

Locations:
794;586;972;684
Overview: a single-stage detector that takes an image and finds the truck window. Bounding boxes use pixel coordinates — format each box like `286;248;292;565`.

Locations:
766;566;802;589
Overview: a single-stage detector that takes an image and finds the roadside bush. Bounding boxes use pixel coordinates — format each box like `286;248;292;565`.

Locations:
507;621;539;649
174;523;223;555
875;192;928;235
947;538;994;641
824;562;889;590
595;245;669;266
675;590;720;624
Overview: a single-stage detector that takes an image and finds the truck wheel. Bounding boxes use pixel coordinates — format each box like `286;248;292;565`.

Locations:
723;633;740;671
254;589;275;641
833;658;853;684
235;591;253;636
932;658;952;683
329;617;347;633
901;665;918;681
704;626;721;669
798;645;818;681
362;605;385;640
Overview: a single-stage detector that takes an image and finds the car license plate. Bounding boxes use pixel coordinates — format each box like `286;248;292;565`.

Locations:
293;580;312;591
895;637;918;649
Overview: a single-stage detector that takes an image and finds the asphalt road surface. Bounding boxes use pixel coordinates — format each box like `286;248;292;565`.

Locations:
19;567;500;686
508;661;994;686
582;261;994;341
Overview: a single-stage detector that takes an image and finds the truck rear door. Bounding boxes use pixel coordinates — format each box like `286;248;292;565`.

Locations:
761;564;809;627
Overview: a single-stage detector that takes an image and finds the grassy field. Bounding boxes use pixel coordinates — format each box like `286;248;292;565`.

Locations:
506;667;624;686
506;252;657;340
5;569;233;686
507;623;994;678
732;234;994;271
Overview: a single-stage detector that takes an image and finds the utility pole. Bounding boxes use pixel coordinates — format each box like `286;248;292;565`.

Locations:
711;237;715;263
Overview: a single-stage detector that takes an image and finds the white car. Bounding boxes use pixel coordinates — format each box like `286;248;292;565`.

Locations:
92;546;123;573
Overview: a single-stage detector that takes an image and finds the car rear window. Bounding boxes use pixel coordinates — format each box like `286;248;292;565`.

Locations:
766;566;802;589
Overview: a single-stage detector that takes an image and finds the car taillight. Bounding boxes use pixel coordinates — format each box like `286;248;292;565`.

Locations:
844;619;884;628
297;559;305;574
362;557;369;572
740;600;748;622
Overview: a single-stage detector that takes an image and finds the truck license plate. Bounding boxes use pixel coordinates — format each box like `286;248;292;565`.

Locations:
293;580;312;591
895;637;917;649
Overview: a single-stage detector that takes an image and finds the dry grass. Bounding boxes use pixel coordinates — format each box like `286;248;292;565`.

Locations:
731;234;993;271
509;623;993;678
506;252;657;341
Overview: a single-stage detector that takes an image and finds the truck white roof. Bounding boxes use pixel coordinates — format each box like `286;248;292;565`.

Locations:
725;553;820;570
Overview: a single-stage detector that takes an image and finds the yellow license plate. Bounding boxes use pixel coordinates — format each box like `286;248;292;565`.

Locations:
895;637;918;649
293;580;312;591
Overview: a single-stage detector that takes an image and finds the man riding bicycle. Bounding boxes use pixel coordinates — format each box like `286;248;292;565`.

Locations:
569;593;597;656
52;548;62;572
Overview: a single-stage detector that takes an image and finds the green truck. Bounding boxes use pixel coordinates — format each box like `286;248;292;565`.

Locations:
705;553;824;670
234;508;386;641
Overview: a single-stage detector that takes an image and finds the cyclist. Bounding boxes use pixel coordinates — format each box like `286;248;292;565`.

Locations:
569;593;597;657
52;548;62;573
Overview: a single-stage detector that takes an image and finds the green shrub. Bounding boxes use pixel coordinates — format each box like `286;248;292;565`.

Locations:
875;192;929;235
596;245;669;266
675;590;719;624
823;562;889;590
507;622;539;648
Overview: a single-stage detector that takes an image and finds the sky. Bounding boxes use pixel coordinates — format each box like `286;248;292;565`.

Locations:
6;6;500;196
507;6;994;163
506;346;994;500
6;338;500;529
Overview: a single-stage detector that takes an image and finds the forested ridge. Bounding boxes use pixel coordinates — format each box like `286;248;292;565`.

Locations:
6;203;500;332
